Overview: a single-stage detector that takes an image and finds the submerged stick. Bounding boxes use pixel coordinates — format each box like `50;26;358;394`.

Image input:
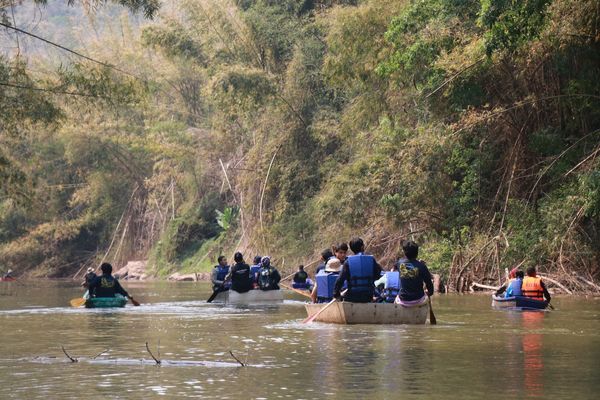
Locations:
61;346;78;363
145;342;161;365
229;350;245;367
91;349;109;360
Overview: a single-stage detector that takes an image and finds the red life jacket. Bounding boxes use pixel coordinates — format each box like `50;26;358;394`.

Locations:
522;276;544;300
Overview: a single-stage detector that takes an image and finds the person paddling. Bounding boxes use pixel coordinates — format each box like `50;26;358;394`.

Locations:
227;252;252;293
211;255;230;294
88;263;136;302
396;241;434;304
334;237;382;303
522;266;551;302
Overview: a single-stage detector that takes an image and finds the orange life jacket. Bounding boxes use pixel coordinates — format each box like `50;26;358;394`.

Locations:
522;276;544;300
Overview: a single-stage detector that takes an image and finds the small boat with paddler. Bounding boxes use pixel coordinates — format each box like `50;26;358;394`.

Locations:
491;295;548;310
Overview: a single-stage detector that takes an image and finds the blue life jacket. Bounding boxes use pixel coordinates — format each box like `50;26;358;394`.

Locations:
384;271;400;302
316;271;339;302
216;265;229;281
505;278;523;297
249;265;261;282
346;254;376;296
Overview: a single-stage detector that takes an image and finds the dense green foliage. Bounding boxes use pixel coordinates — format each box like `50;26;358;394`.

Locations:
1;0;599;291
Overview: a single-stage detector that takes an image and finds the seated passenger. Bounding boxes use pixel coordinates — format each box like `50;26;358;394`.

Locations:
505;270;524;298
522;266;551;302
292;265;312;289
258;256;281;291
249;255;262;288
315;249;334;275
374;264;400;303
228;252;252;294
88;263;133;300
396;241;433;303
495;267;519;297
334;237;382;303
314;258;342;303
82;267;97;289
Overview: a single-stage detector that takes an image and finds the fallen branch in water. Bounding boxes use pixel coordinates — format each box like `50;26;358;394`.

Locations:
471;282;500;291
538;274;573;295
91;349;109;360
229;350;245;367
145;342;161;365
61;346;78;363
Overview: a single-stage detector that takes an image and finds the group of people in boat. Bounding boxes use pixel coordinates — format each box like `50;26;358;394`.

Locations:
495;266;552;302
211;253;282;295
305;237;434;305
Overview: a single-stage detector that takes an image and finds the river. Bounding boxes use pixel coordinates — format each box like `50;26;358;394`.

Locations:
0;281;598;399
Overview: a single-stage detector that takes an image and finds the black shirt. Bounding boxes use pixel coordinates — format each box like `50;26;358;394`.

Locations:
230;262;252;293
395;258;434;301
293;270;308;284
88;274;129;298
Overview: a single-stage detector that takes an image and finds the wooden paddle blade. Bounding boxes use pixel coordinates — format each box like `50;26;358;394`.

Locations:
130;297;141;306
303;298;337;324
428;295;437;325
206;290;219;303
70;298;86;307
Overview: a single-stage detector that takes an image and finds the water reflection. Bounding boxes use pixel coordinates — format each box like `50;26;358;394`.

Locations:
522;312;545;398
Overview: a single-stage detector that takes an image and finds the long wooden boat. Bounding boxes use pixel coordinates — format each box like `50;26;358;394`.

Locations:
213;289;283;305
85;296;128;308
0;277;16;282
492;295;548;310
304;299;429;325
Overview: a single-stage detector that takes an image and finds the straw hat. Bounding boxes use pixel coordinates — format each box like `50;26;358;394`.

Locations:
325;257;341;272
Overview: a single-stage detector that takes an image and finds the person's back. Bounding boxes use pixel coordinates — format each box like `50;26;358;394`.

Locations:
293;270;308;284
505;271;524;297
249;255;262;286
258;257;280;291
396;241;433;302
88;263;129;298
230;252;252;293
522;267;550;301
334;238;381;303
383;270;400;303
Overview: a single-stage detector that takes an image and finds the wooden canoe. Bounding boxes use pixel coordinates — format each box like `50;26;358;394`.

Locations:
304;299;429;325
0;277;16;282
213;289;283;305
492;295;548;310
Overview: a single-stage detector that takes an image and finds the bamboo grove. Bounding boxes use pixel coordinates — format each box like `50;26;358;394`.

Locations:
1;0;599;293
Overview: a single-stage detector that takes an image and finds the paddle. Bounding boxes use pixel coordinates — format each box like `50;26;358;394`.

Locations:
303;297;338;324
428;294;437;325
207;288;221;303
547;302;555;310
70;297;86;307
303;289;347;324
280;282;311;299
129;296;141;306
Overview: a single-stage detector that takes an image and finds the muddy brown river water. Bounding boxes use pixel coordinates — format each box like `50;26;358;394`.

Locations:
0;280;598;399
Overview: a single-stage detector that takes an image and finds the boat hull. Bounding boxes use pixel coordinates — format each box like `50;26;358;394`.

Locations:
213;289;283;305
492;295;548;310
85;296;128;308
0;277;16;282
304;300;429;325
